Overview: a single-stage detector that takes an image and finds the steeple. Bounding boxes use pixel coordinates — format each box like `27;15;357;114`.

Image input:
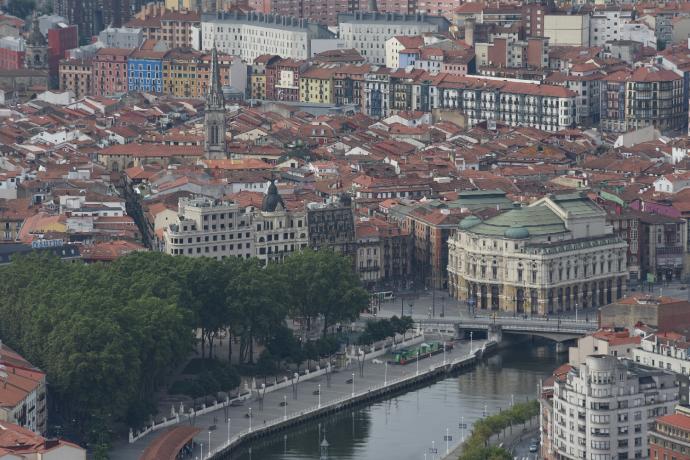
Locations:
205;43;225;111
25;12;48;70
203;43;227;160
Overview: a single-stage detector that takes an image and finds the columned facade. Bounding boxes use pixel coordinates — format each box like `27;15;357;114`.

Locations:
448;193;628;316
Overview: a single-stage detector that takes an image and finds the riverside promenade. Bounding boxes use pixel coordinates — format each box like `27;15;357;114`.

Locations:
110;338;488;460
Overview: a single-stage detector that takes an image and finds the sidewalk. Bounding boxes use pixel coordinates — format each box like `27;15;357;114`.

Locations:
110;338;485;460
441;415;539;460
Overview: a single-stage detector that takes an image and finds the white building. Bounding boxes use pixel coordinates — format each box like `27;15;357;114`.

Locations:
545;354;678;460
200;12;332;63
543;13;591;47
163;196;254;259
252;182;308;265
339;12;449;66
621;22;657;48
97;26;144;49
589;7;634;47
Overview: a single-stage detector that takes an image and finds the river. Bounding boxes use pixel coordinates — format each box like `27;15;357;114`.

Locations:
228;339;566;460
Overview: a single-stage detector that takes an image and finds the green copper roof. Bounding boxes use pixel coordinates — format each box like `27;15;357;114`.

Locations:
459;215;482;229
504;225;530;239
466;206;567;237
550;193;604;217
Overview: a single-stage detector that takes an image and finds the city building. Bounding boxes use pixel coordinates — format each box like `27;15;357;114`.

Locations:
541;354;678;460
59;58;92;98
589;6;634;47
250;54;280;99
299;65;336;104
53;0;132;41
626;66;685;133
448;193;628;315
430;73;577;131
338;12;449;66
568;328;640;367
0;37;25;70
98;26;144;49
306;194;356;255
127;49;165;94
649;405;690;460
92;48;132;97
0;342;47;435
0;421;85;460
46;22;78;86
163;195;253;259
253;181;308;264
200;11;333;63
543;13;590;47
355;216;411;290
600;295;690;332
266;58;308;102
125;5;200;49
599;66;686;135
388;199;465;290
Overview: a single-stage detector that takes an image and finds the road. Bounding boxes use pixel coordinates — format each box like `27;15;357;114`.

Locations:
109;338;485;460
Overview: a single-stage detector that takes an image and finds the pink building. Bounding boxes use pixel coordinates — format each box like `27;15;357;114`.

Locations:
92;48;131;97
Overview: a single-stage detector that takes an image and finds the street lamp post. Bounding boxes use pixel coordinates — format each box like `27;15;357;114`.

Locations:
208;431;211;458
469;331;473;354
443;341;446;366
283;395;287;421
200;442;203;460
575;302;578;322
351;372;355;397
446;427;450;455
318;384;321;408
384;361;388;385
227;417;230;444
248;407;252;433
416;350;420;376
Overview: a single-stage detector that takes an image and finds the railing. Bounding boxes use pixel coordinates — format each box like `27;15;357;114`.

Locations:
206;348;484;460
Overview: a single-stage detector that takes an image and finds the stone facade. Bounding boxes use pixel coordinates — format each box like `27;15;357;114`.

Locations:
448;193;628;316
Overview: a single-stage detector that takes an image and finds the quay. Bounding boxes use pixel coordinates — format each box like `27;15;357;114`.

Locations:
109;338;491;460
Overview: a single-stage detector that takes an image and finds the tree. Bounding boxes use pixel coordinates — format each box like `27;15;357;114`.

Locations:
5;0;35;19
284;249;369;336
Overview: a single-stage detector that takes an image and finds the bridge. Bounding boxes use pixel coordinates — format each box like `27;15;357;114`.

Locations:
416;315;599;348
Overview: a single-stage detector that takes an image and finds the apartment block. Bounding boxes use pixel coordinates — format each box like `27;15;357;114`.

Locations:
542;354;677;460
163;196;254;259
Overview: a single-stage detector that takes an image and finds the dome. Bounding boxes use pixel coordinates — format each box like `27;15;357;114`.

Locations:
504;225;530;239
261;180;285;212
459;215;481;229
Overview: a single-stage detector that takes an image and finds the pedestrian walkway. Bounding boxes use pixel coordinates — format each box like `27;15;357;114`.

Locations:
109;339;485;460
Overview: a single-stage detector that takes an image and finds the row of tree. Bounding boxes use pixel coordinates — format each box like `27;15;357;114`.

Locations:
458;400;539;460
0;249;368;444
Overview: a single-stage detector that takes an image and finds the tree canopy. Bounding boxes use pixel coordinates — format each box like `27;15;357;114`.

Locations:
0;248;367;445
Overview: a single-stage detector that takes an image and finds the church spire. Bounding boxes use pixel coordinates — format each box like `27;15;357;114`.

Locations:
205;43;224;110
203;42;227;160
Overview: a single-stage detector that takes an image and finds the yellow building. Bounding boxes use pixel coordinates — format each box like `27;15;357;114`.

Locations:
299;65;336;104
162;48;236;98
164;0;193;11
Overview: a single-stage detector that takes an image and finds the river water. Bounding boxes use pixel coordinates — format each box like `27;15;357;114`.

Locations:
229;339;565;460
